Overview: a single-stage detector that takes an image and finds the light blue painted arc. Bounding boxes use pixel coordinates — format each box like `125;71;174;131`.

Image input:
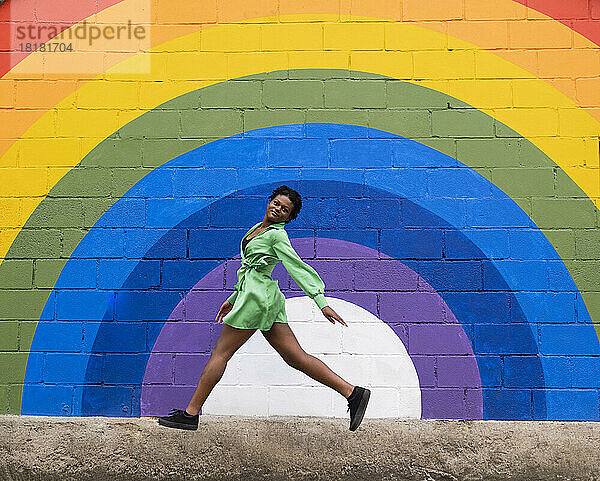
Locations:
23;124;598;419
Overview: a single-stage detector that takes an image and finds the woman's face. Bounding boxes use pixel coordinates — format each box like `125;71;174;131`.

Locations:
267;195;294;223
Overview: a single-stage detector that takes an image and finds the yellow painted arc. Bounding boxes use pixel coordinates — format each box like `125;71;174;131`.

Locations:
1;14;600;264
2;0;600;146
2;0;600;153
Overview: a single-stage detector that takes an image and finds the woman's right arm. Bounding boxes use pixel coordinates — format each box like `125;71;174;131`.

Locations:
226;290;238;305
216;297;234;324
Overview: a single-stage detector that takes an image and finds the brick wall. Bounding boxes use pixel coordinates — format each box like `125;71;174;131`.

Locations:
0;0;599;420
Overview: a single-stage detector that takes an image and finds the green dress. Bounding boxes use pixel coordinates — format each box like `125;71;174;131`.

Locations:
222;221;329;331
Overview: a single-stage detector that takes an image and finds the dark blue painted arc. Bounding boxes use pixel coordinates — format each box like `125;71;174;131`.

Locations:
22;124;599;419
101;180;544;419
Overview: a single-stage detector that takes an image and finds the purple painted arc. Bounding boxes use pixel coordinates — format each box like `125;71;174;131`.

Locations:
142;238;483;419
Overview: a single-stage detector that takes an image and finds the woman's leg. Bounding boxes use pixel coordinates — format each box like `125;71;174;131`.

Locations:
262;322;354;398
185;324;256;415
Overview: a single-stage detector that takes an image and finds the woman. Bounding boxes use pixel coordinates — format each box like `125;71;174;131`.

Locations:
158;185;371;431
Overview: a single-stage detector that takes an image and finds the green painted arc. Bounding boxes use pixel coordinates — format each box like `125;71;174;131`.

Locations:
1;69;599;413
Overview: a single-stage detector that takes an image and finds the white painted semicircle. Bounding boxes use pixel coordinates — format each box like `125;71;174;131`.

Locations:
202;297;422;419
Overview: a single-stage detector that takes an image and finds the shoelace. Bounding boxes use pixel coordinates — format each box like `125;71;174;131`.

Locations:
168;408;185;417
347;391;360;413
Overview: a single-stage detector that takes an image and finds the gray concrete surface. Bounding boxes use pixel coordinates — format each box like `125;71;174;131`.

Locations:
0;415;599;481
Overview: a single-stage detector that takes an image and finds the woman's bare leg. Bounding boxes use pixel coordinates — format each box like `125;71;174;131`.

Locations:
185;324;256;415
262;322;354;398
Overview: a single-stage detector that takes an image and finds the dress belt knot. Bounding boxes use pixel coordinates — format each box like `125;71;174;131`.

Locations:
241;258;269;270
235;258;270;291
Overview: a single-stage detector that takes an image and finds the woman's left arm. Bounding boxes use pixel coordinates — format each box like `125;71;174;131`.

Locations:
271;232;347;326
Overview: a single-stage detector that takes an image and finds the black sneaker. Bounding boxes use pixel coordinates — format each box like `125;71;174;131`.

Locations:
346;386;370;432
158;408;199;431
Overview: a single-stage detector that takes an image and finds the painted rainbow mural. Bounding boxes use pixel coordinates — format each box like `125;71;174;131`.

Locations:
0;0;599;420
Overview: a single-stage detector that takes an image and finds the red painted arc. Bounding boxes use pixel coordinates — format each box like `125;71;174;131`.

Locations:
0;0;121;75
0;1;10;75
514;0;600;45
517;0;593;20
0;0;599;78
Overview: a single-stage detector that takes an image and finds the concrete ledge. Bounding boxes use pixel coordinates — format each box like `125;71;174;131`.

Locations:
1;416;599;481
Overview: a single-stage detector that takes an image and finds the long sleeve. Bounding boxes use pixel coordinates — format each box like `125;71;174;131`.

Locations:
227;289;239;305
272;235;328;310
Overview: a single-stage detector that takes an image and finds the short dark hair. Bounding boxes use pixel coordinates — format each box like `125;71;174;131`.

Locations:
269;185;302;223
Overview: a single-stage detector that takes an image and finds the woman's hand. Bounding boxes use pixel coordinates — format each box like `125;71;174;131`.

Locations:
321;306;348;327
215;300;233;324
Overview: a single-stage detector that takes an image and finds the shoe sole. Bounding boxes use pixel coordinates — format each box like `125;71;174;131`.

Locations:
158;418;198;431
349;389;371;432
